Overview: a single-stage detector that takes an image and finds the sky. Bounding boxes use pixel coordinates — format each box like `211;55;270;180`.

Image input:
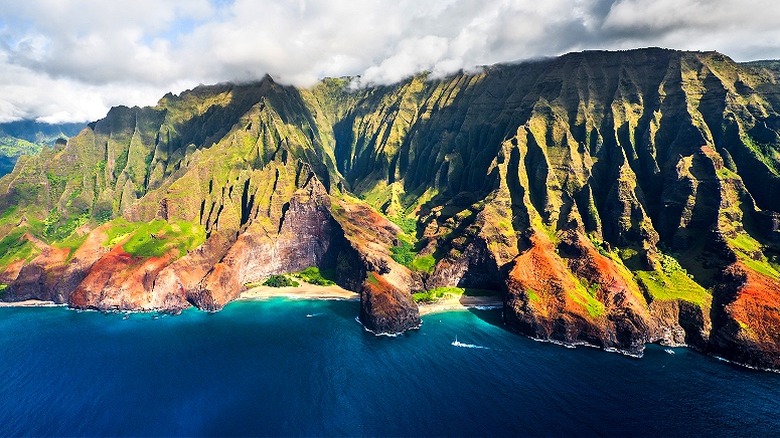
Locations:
1;0;779;124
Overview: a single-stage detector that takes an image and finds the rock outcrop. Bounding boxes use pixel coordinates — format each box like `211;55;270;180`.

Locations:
359;273;421;334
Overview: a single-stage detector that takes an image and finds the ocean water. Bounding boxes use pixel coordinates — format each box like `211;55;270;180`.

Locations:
1;299;779;437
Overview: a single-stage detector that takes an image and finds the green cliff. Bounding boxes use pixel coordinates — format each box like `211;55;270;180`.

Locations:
0;121;83;177
1;48;779;369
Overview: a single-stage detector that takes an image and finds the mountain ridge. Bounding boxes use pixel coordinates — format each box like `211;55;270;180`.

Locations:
1;47;780;370
0;121;84;177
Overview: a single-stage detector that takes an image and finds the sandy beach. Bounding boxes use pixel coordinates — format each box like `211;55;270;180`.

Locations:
239;283;359;301
0;287;500;313
418;295;503;316
0;299;59;308
239;284;501;315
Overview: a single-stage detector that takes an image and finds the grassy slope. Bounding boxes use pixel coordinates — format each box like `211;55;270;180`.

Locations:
103;218;206;258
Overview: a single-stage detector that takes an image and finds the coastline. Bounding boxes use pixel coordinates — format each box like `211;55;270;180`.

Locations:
418;295;503;316
2;292;777;373
0;291;503;312
239;283;359;301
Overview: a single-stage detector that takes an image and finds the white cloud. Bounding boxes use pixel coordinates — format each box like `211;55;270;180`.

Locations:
0;0;778;123
360;36;450;85
601;0;780;57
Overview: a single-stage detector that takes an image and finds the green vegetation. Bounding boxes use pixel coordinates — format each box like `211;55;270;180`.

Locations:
618;248;638;261
389;215;416;235
636;253;710;307
0;136;40;158
741;256;780;280
390;238;415;266
0;228;36;270
94;160;107;174
293;267;336;286
43;211;89;242
769;254;780;272
0;206;17;222
413;286;464;303
729;233;762;254
53;231;90;260
389;237;436;273
588;235;611;258
412;286;498;303
586;282;601;297
262;275;300;288
2;50;780;362
103;218;206;258
409;254;435;273
0;228;25;255
569;280;605;318
45;171;68;192
741;135;780;176
532;215;558;244
114;148;129;178
0;283;7;298
94;208;113;224
716;166;739;180
0;122;81;160
359;182;436;272
727;233;780;280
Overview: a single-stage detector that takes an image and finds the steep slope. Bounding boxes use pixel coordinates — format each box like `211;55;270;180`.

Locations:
1;48;780;369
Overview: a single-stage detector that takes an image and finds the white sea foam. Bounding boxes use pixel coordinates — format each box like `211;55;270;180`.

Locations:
527;336;645;358
472;305;502;311
712;355;780;374
451;339;490;350
354;316;421;337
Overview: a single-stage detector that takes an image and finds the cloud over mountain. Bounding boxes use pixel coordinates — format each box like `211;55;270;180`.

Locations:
0;0;778;123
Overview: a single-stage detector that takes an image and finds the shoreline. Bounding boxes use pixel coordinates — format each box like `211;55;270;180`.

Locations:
239;283;359;301
418;295;503;316
0;290;503;312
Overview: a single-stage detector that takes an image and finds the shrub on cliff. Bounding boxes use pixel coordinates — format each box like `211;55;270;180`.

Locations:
412;287;464;303
263;275;300;288
390;239;415;265
294;267;336;286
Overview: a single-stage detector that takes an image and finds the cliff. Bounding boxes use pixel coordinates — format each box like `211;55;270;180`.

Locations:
1;48;780;368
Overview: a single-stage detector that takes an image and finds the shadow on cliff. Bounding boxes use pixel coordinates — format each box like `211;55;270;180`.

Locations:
465;304;510;332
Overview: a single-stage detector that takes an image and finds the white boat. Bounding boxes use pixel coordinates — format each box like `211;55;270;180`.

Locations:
665;348;675;355
452;335;468;348
452;335;488;349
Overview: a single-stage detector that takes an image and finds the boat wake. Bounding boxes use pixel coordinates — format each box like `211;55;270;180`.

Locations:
451;336;489;350
306;313;323;318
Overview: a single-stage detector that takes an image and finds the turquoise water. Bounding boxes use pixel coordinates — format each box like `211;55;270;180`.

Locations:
1;299;779;436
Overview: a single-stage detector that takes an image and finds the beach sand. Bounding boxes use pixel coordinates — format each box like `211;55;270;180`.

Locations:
239;283;359;301
239;285;501;316
418;295;503;316
0;299;59;308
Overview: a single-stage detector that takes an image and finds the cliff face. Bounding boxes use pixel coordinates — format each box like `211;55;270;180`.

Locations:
1;48;780;368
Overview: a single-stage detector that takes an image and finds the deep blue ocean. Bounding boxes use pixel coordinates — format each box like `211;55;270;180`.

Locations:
1;298;779;437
